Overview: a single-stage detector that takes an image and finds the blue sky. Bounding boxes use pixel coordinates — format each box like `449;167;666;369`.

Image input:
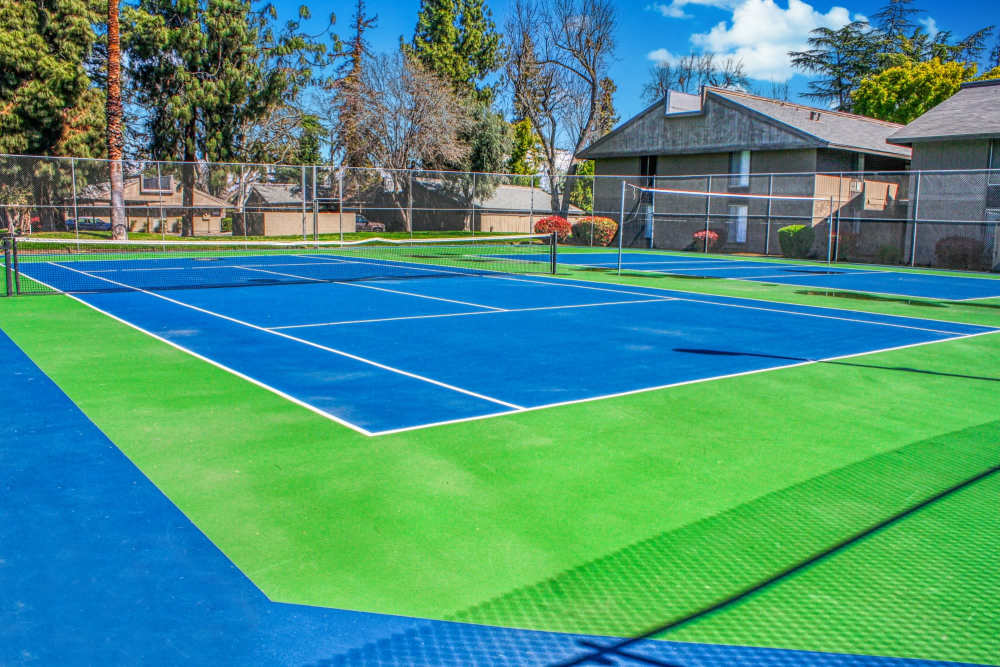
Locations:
280;0;996;129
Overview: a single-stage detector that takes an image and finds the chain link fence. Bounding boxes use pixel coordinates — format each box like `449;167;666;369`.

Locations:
1;154;998;271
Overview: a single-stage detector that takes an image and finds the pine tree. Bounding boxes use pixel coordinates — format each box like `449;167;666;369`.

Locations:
126;0;327;235
406;0;501;103
332;0;377;167
0;0;104;231
789;21;880;112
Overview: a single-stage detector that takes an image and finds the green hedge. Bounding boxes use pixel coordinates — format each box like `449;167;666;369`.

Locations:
777;224;815;259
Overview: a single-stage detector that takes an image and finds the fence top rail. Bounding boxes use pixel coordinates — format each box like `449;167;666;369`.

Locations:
1;153;998;184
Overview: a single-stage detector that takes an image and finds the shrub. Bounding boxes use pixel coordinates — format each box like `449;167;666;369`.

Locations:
777;224;815;258
570;216;618;246
534;215;572;242
878;244;902;265
692;229;721;251
934;235;986;270
221;217;232;233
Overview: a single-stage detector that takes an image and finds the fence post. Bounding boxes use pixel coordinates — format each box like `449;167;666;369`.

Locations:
704;175;712;253
338;168;344;243
312;164;318;242
529;175;534;234
471;172;476;237
3;237;12;297
910;172;921;266
301;165;307;241
158;161;166;240
238;163;246;241
826;196;834;263
70;157;80;249
407;170;414;237
764;174;773;254
618;180;626;276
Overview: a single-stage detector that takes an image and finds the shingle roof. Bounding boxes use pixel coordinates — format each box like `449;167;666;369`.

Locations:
888;78;1000;145
708;88;910;157
248;183;304;204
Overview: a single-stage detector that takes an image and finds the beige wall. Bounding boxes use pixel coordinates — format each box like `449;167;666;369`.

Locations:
249;211;357;236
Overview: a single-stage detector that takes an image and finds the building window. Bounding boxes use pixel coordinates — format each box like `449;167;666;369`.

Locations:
729;150;750;187
728;204;748;243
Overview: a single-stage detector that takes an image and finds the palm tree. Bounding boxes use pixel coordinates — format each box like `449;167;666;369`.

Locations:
107;0;126;239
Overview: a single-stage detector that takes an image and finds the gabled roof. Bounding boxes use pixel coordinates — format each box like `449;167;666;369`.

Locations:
247;183;305;205
580;86;910;160
709;88;910;157
75;177;230;207
888;78;1000;145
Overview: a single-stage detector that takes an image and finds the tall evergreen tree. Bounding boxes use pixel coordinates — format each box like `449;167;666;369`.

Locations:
331;0;377;167
0;0;104;231
406;0;501;103
789;21;879;112
125;0;327;235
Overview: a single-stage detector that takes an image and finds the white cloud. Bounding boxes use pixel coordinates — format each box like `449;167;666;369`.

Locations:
919;16;939;38
647;48;681;64
649;0;864;82
695;0;863;81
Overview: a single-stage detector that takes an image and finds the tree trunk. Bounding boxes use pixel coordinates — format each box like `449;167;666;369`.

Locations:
107;0;127;240
182;119;196;237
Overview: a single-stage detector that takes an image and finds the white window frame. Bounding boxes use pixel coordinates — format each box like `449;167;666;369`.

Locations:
729;150;750;187
728;204;748;243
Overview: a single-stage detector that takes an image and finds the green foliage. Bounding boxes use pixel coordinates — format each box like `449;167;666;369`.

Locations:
293;115;325;165
406;0;501;103
878;244;902;265
777;225;815;259
0;0;104;157
934;236;987;270
568;160;595;213
570;216;617;246
790;21;879;112
507;119;540;177
853;59;1000;124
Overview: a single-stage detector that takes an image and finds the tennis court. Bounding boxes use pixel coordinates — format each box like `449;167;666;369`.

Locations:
541;250;1000;301
3;234;999;666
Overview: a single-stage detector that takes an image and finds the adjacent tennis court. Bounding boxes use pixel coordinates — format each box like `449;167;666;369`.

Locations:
4;233;999;666
539;250;1000;301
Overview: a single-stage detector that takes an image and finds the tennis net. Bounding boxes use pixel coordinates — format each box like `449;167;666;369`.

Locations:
3;233;557;296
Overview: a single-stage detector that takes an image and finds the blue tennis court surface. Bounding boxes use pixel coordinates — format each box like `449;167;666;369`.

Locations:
553;251;1000;301
3;328;979;665
17;254;997;435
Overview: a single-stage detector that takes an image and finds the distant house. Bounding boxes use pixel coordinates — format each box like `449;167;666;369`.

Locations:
473;183;584;233
72;176;230;234
242;183;354;236
889;78;1000;268
579;87;911;255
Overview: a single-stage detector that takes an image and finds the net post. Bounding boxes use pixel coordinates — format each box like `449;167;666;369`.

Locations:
12;236;20;295
3;237;12;297
910;171;921;266
618;179;626;276
550;231;557;274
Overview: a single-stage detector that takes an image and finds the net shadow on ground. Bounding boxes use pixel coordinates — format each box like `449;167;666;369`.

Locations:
313;422;999;666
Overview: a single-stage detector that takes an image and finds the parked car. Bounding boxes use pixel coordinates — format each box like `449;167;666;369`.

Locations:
355;214;385;232
64;217;112;231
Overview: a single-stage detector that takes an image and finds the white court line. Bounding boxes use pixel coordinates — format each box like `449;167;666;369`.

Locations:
369;328;1000;436
269;297;675;330
20;270;376;437
238;264;505;311
480;273;996;333
48;262;525;411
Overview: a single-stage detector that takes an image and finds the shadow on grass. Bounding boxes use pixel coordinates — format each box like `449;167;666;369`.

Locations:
673;347;1000;383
